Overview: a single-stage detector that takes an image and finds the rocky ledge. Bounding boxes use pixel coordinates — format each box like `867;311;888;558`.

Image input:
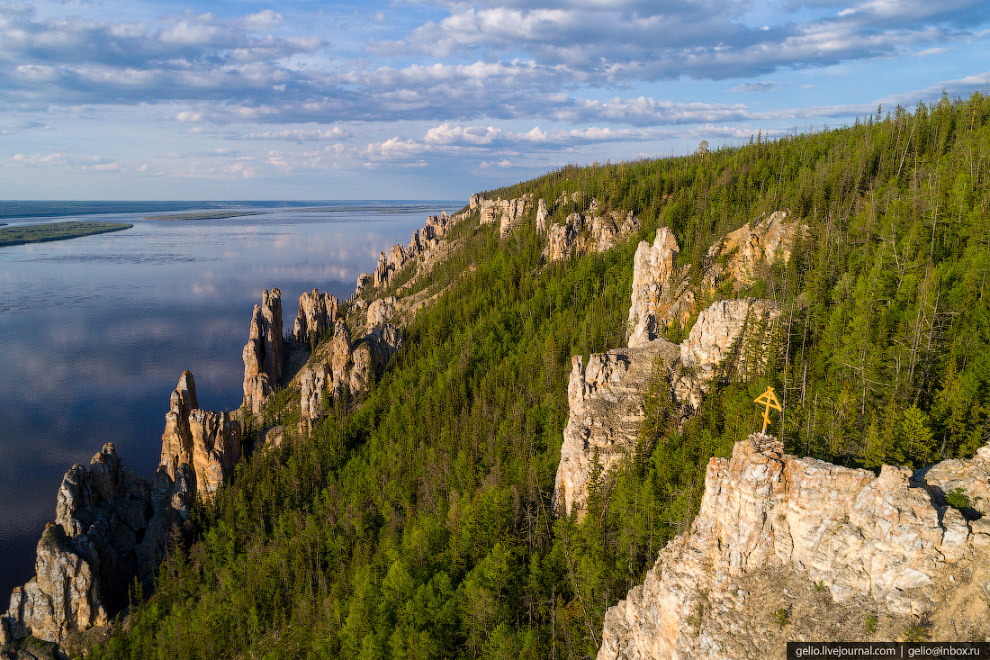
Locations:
598;435;990;659
0;445;193;649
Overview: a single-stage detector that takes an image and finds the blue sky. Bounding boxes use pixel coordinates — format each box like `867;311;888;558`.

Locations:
1;0;988;200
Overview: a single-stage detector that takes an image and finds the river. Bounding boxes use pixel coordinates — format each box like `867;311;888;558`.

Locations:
0;201;457;598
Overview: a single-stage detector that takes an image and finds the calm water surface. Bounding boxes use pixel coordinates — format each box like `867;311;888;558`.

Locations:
0;201;457;598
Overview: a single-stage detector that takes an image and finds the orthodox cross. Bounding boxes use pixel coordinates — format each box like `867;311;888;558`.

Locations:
753;386;782;434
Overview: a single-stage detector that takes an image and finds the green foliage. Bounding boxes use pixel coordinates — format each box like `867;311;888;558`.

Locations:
944;487;971;510
0;221;132;247
865;613;878;634
86;94;990;659
774;607;790;627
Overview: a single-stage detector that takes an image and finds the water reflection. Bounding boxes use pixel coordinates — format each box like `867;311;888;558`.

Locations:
0;202;454;598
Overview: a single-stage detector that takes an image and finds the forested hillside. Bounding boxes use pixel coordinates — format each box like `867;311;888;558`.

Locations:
87;94;990;659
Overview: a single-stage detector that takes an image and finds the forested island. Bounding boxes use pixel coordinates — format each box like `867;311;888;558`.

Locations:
142;210;266;221
3;94;990;659
0;221;132;247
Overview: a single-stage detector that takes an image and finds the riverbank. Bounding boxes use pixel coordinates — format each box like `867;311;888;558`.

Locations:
0;221;132;247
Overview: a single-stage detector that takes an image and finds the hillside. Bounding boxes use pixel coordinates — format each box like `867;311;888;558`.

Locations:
4;93;990;660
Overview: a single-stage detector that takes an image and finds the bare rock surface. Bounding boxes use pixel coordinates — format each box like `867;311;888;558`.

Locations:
703;210;804;290
242;288;284;414
555;340;680;517
1;445;192;647
160;371;242;497
544;199;641;262
598;436;990;659
292;289;339;343
627;227;693;346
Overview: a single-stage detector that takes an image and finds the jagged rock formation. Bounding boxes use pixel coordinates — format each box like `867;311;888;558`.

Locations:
242;288;284;415
358;212;459;293
366;296;397;327
627;227;693;346
674;298;781;407
536;198;549;233
554;341;680;517
598;437;990;659
555;297;780;516
292;289;339;343
159;371;242;498
544;200;641;262
703;210;803;290
296;319;402;428
627;212;802;346
1;446;192;648
477;195;535;237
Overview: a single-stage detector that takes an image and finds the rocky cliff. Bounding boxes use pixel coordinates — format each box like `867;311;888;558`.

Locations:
544;197;641;263
242;288;284;414
627;211;801;346
598;436;990;658
0;445;193;649
159;370;242;498
292;289;339;343
555;297;781;517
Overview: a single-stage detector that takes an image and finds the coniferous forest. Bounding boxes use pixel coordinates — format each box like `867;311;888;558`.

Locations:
87;94;990;659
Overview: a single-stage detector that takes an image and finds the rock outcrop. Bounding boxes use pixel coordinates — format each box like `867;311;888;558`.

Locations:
598;437;990;659
627;227;693;346
242;288;284;414
366;296;397;327
627;212;802;346
703;210;803;291
296;319;402;428
1;446;193;647
554;341;680;517
358;212;459;293
544;200;640;263
159;371;242;498
555;297;780;517
477;195;535;237
674;298;781;407
292;289;339;343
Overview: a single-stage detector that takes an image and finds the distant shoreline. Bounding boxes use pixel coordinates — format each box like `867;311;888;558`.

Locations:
0;221;133;247
142;210;266;221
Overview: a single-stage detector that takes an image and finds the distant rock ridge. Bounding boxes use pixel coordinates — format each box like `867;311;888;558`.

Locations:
544;197;641;263
597;436;990;658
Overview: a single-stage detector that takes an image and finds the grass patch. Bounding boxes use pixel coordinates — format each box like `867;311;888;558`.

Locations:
0;221;132;247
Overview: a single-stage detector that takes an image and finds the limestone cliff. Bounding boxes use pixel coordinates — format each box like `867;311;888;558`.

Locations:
242;288;284;414
292;289;339;343
477;195;535;237
1;446;192;648
544;199;641;263
555;298;780;517
554;341;680;517
159;371;242;498
627;211;802;346
598;436;990;659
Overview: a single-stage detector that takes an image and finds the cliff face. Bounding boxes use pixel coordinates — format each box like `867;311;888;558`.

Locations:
292;289;339;343
598;437;990;659
242;288;284;414
544;198;641;263
627;211;801;347
554;341;680;516
160;371;242;498
556;215;788;518
1;445;193;648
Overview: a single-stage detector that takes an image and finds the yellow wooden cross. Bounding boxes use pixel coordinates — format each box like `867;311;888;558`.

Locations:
754;386;782;434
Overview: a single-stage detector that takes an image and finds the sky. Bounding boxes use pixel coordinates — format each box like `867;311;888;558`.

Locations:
1;0;988;200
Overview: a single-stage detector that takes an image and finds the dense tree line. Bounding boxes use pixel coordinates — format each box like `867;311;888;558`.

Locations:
87;94;990;659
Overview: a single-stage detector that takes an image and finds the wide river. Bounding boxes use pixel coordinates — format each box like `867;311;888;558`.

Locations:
0;201;457;598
